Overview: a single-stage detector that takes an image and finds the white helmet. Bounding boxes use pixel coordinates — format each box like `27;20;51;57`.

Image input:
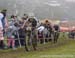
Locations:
28;12;35;18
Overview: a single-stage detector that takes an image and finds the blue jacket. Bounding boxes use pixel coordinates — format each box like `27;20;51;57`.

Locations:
1;16;5;28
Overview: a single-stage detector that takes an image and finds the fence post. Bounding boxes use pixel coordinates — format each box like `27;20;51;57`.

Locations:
43;30;46;44
16;30;21;48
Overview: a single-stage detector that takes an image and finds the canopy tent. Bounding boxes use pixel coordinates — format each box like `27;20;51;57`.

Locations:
60;27;70;32
60;26;75;32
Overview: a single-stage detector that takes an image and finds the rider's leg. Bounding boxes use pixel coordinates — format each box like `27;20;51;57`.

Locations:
24;34;29;51
32;35;37;50
28;31;31;46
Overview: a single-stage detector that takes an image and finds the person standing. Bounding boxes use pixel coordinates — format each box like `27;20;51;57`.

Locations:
53;24;60;43
28;16;38;50
0;9;8;49
20;14;29;51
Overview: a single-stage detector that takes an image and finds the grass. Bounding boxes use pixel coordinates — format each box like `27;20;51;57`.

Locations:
0;33;75;58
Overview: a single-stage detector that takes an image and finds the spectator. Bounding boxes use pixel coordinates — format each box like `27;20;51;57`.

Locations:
53;24;60;43
0;9;8;49
7;27;16;50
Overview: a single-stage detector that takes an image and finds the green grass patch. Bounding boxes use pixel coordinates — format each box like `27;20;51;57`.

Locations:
0;33;75;58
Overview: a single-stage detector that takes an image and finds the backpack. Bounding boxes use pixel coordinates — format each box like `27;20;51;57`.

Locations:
32;18;37;27
28;18;37;27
